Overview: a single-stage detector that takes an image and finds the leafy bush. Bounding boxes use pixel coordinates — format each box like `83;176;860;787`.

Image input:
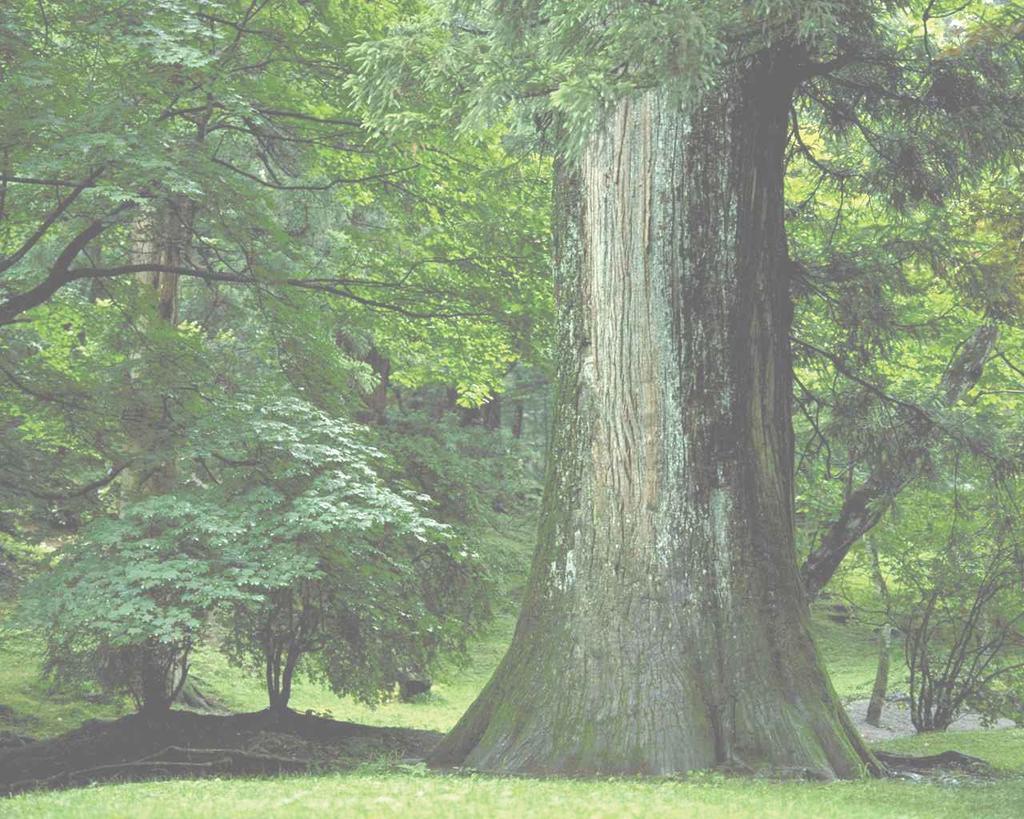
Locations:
879;481;1024;732
900;533;1024;731
377;408;542;524
20;494;268;712
18;397;489;714
211;400;490;710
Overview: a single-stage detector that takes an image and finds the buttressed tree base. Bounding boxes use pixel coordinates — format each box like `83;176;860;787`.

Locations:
432;51;876;779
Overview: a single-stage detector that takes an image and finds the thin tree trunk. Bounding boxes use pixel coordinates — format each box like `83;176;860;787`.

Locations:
483;394;502;431
431;55;876;778
866;539;892;727
459;393;502;428
278;643;301;712
364;347;390;425
121;200;189;497
511;400;525;439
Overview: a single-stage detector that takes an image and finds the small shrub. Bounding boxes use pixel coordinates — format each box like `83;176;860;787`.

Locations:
898;529;1024;731
18;397;490;715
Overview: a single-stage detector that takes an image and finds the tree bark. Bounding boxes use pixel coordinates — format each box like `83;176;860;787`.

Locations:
431;56;876;778
121;201;190;498
511;400;525;439
364;346;391;425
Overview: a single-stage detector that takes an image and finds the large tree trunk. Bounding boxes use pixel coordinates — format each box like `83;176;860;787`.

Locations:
431;56;875;778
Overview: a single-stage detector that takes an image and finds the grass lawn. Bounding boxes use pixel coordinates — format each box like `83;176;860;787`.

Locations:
813;610;908;702
4;760;1024;819
0;629;126;738
181;613;516;734
4;611;1022;818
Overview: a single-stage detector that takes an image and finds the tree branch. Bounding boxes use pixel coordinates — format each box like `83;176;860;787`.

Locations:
797;324;1000;598
0;168;104;274
0;202;133;326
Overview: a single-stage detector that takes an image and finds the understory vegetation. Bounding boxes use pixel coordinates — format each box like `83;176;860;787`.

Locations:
3;590;1024;816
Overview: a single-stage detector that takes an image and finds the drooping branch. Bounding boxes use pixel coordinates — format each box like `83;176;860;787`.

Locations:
0;260;488;326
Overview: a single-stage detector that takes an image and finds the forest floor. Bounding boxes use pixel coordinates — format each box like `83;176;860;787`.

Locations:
2;515;1023;816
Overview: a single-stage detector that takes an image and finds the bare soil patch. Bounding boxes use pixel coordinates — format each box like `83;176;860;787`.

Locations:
845;698;1016;743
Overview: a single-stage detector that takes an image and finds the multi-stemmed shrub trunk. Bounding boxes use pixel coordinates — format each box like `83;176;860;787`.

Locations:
110;641;190;717
266;644;302;714
258;586;322;714
905;540;1024;733
431;52;876;778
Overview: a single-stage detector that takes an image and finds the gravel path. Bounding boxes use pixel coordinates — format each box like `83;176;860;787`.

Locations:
845;698;1016;742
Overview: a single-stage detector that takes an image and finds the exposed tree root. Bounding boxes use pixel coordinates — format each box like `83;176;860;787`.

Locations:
0;709;442;795
7;745;311;791
173;680;229;714
874;750;996;778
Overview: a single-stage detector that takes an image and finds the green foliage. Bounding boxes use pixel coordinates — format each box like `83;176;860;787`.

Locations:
16;395;489;711
351;0;851;151
0;621;127;737
0;0;553;558
885;481;1024;730
374;409;541;524
0;1;548;718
